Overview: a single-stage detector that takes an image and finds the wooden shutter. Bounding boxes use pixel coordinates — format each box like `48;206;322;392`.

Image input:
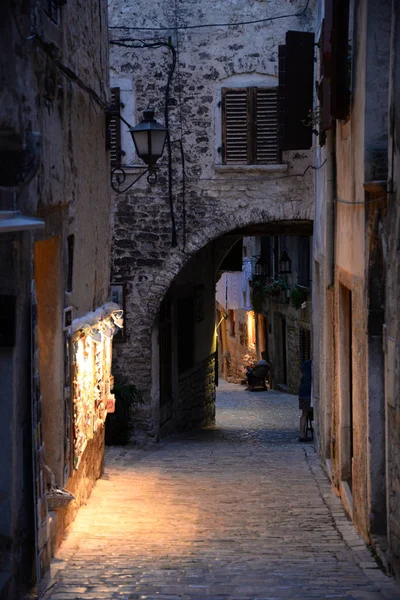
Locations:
299;328;311;366
278;31;315;150
222;87;279;165
331;0;350;119
109;87;121;168
222;88;250;164
255;88;279;163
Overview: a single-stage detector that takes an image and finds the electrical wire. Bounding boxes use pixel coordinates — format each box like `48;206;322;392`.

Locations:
187;159;328;183
110;37;179;247
109;1;310;31
335;195;387;206
33;34;109;111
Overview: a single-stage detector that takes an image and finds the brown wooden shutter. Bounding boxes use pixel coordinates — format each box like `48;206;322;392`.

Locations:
278;45;288;151
222;88;250;164
320;15;332;131
331;0;350;119
109;87;121;168
278;31;315;150
255;88;279;164
299;328;311;366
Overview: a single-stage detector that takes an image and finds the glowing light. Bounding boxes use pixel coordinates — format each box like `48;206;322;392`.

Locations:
71;303;123;469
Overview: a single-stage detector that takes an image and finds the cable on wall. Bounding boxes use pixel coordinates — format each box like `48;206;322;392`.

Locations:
109;1;310;31
110;38;179;247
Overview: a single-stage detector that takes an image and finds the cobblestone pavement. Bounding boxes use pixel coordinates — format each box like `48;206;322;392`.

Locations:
44;381;400;600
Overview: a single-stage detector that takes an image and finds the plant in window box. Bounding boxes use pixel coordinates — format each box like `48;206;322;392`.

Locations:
263;278;289;296
290;286;308;310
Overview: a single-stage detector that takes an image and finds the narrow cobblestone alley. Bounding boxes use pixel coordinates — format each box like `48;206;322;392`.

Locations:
44;383;400;600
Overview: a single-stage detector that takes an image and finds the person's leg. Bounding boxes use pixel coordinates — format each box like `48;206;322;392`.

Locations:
299;410;308;440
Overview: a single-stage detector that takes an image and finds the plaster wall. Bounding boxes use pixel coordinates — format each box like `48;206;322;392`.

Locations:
218;306;257;383
313;0;400;577
109;0;317;439
0;234;34;600
384;0;400;575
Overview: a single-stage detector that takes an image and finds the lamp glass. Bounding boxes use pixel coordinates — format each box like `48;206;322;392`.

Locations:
131;130;150;158
129;110;168;166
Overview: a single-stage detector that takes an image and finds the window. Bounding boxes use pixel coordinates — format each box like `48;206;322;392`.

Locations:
297;236;311;288
108;88;121;168
299;328;311;366
239;321;248;346
254;236;272;279
221;87;279;164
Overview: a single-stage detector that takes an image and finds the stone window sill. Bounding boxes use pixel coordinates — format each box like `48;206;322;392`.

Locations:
214;163;288;174
117;165;147;173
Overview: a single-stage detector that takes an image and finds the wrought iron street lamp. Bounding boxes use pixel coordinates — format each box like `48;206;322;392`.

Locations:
111;109;168;193
279;249;292;275
129;109;168;168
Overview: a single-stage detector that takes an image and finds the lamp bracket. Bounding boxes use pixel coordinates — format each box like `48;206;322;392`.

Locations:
111;165;159;194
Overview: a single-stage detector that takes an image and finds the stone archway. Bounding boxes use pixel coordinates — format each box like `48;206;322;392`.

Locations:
111;207;313;442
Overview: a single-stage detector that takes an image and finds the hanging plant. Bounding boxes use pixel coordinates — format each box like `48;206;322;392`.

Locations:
251;278;288;313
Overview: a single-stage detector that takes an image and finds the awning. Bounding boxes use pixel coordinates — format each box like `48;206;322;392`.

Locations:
0;211;45;232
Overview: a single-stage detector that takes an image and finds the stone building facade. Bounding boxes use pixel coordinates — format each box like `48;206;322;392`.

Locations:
312;0;400;578
109;0;317;440
253;233;313;394
0;1;112;597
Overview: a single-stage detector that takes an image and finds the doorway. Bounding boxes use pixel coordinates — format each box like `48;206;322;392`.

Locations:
339;284;353;490
274;313;287;386
159;296;173;427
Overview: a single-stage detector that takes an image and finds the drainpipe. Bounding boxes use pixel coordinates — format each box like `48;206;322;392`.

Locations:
388;0;397;195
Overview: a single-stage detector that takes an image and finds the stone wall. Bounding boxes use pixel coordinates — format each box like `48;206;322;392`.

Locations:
0;1;112;596
109;0;316;439
177;354;216;431
218;307;257;384
53;426;105;550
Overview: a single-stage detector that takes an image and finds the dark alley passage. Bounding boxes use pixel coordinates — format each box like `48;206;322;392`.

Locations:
44;383;399;600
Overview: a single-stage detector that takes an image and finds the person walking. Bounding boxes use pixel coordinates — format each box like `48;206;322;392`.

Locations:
298;359;312;442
